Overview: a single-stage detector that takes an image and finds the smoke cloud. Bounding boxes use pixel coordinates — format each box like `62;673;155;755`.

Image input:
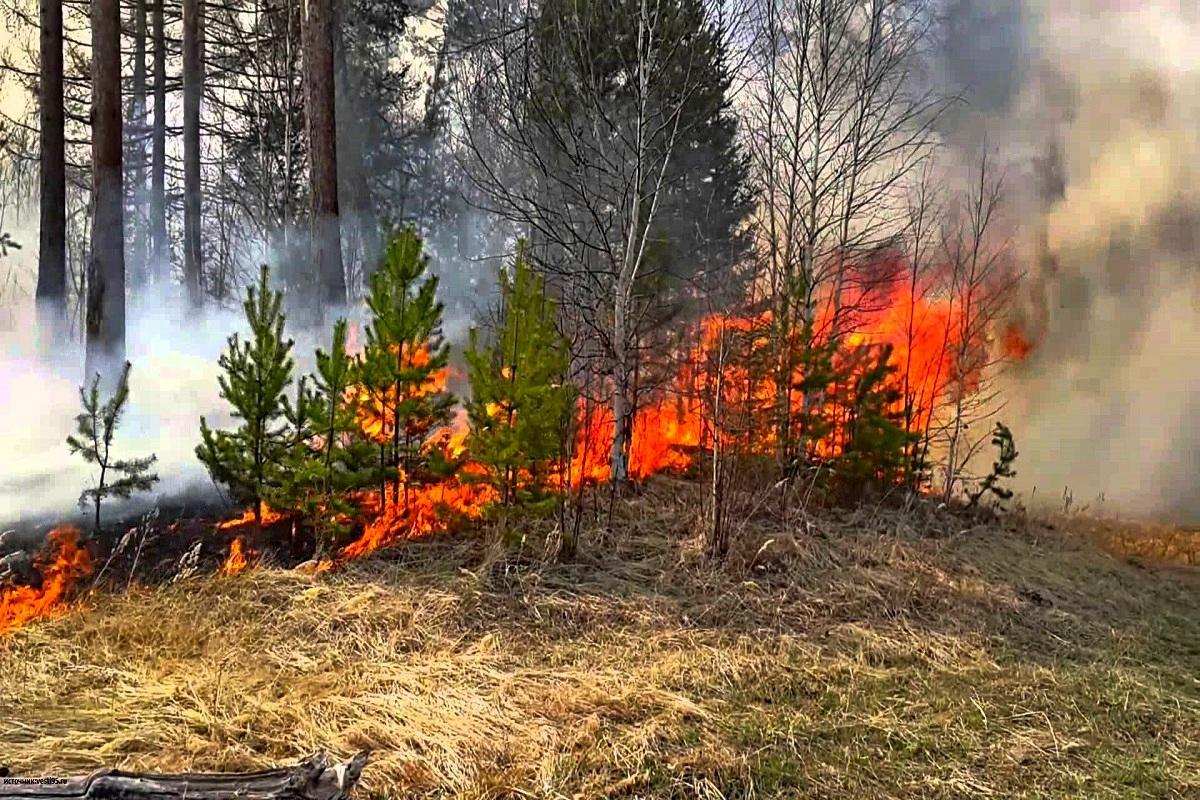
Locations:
0;243;242;527
0;210;495;531
938;0;1200;520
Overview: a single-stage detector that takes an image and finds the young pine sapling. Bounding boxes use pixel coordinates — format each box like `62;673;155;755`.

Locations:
968;422;1019;509
272;319;375;557
67;361;160;535
196;265;295;528
465;241;574;513
359;228;455;510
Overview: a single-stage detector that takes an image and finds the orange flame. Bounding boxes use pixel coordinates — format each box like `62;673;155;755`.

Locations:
215;502;285;532
568;265;1008;483
222;537;251;575
210;252;1018;564
215;502;282;574
0;527;93;635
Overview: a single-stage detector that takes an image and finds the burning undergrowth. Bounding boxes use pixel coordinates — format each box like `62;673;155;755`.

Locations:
0;234;1030;637
0;527;93;635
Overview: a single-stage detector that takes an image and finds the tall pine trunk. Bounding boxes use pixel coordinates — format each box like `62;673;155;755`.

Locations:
304;0;345;315
332;6;376;294
86;0;126;378
182;0;204;305
36;0;66;343
150;0;167;282
128;0;148;286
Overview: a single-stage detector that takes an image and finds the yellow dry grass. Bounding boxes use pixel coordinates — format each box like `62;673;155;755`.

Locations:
2;481;1199;799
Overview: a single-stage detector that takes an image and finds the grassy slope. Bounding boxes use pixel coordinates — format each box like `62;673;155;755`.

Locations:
2;481;1198;799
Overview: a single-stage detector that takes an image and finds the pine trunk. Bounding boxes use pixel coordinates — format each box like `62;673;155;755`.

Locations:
35;0;66;343
332;8;375;292
86;0;126;378
182;0;204;305
304;0;346;314
150;0;168;282
128;0;148;286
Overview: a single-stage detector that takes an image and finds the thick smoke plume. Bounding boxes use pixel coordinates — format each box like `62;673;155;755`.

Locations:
0;251;240;526
936;0;1200;521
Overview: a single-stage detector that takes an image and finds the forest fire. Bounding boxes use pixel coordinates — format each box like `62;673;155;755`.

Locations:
567;273;989;484
222;537;251;575
208;257;1016;567
340;474;496;558
0;527;93;635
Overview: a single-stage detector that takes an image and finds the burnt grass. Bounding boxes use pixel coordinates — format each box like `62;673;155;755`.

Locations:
4;491;318;587
2;477;1199;798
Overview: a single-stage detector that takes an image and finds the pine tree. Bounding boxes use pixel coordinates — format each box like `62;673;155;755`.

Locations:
270;319;376;556
465;242;574;511
359;228;455;509
832;344;913;497
197;265;295;527
968;423;1019;509
67;361;159;534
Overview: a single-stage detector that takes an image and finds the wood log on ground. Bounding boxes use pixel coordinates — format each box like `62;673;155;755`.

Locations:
0;752;368;800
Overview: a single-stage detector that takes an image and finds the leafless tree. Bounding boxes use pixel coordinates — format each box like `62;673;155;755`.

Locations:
741;0;945;463
935;151;1019;501
451;0;749;485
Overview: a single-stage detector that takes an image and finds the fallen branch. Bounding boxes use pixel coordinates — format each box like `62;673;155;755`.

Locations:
0;752;369;800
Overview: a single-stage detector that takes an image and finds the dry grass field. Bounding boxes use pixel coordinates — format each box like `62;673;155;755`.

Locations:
2;480;1198;799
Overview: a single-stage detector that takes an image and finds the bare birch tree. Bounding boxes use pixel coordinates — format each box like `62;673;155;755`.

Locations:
741;0;944;464
935;151;1019;501
451;0;750;485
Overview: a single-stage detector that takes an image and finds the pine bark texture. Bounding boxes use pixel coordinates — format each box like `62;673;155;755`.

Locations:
35;0;65;337
304;0;346;312
86;0;126;375
183;0;204;304
150;0;168;281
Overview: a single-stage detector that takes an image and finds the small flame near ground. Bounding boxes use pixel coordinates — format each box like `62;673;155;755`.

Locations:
222;537;251;575
0;527;93;635
216;503;283;574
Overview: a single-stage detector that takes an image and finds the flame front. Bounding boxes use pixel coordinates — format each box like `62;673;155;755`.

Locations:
569;269;1013;483
213;255;1024;564
0;527;93;635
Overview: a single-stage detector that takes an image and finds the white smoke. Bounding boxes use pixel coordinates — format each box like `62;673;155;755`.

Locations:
0;265;242;524
938;0;1200;521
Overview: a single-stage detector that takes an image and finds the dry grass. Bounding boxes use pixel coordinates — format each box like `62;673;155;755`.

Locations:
2;480;1198;799
1059;513;1200;567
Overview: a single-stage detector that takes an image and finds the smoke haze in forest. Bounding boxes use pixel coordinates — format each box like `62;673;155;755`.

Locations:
934;0;1200;520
